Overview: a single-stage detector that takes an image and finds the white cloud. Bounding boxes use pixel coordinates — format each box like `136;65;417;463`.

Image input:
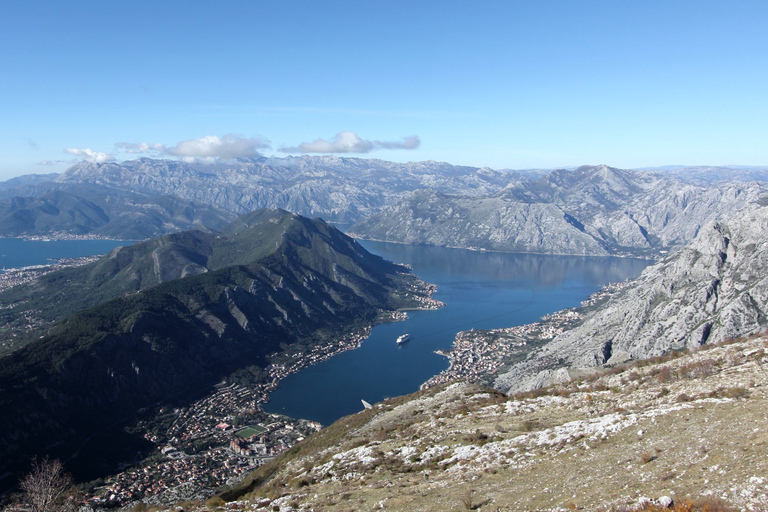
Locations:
114;134;270;163
375;135;420;150
38;160;67;166
64;148;116;163
114;142;166;154
166;134;270;162
280;132;420;154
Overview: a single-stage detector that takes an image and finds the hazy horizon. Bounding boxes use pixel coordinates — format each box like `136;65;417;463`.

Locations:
2;1;767;179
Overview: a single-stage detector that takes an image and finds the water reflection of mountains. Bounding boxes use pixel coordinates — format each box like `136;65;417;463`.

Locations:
359;241;650;289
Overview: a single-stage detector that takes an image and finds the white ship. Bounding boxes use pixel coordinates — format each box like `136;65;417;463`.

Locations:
396;334;410;345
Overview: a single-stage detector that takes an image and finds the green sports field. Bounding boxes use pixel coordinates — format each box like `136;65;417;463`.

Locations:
235;425;268;439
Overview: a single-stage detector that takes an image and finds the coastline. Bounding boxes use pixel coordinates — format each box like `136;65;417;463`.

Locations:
5;233;137;242
421;280;631;390
0;255;102;290
349;234;660;260
82;273;445;507
258;276;444;410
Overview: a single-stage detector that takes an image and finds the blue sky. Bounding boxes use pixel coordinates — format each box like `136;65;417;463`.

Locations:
1;0;767;179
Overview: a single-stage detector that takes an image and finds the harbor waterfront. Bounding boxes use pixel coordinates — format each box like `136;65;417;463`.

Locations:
264;241;651;426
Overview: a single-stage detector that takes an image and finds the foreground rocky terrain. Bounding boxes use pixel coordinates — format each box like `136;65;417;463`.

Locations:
142;334;768;511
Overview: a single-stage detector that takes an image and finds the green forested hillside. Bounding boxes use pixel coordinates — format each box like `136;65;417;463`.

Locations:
0;209;425;488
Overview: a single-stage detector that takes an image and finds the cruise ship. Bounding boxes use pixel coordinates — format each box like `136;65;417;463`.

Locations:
396;334;410;345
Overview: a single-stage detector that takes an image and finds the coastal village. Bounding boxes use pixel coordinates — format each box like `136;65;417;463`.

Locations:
89;382;323;506
85;325;379;507
0;255;100;293
422;281;632;389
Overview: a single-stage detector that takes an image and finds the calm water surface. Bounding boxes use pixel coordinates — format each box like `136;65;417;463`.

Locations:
0;238;131;271
264;242;651;425
0;237;651;428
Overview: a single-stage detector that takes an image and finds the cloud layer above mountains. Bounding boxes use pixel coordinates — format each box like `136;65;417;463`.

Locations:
64;148;116;163
280;132;420;154
114;134;270;163
56;131;420;165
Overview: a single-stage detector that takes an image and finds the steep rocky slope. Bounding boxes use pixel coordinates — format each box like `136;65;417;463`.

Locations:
349;190;611;255
164;335;768;512
350;166;765;257
494;201;768;393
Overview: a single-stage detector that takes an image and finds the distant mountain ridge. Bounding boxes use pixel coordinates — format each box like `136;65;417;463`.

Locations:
0;209;430;486
350;165;766;257
52;156;528;223
639;165;768;183
0;184;235;239
1;159;766;242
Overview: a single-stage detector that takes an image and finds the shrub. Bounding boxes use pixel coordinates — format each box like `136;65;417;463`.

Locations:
655;366;673;383
204;496;225;509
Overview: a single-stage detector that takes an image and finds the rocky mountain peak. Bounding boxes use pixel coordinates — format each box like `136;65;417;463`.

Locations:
493;203;768;394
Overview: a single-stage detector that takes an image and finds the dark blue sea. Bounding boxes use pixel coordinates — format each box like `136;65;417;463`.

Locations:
264;241;651;425
0;238;131;272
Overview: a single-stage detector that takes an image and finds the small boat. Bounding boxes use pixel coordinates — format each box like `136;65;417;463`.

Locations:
396;334;410;345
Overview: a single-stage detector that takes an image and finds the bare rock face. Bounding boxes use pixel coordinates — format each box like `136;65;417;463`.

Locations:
350;190;610;255
351;165;765;257
55;156;528;223
495;203;768;394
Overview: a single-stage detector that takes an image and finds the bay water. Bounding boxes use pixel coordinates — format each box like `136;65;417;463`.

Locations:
264;241;651;425
0;237;651;428
0;238;130;271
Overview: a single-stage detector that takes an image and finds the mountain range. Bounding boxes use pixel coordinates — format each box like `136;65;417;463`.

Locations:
1;159;766;250
2;157;768;508
52;156;526;223
350;165;766;257
0;209;430;486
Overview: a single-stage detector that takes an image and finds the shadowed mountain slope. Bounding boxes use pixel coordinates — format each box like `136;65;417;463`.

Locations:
0;209;428;485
